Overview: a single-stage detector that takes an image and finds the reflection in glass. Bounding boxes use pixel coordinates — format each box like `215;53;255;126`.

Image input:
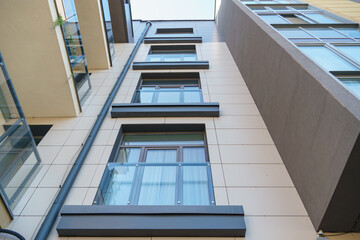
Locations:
303;13;340;23
114;148;141;163
0;54;41;212
57;0;91;105
101;0;115;59
336;28;360;39
260;15;289;24
299;46;358;71
277;28;314;39
336;46;360;63
304;28;346;39
339;77;360;99
103;166;135;205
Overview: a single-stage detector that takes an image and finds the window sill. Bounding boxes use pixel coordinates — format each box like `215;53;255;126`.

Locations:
144;36;203;44
111;103;220;118
57;205;246;237
133;61;210;70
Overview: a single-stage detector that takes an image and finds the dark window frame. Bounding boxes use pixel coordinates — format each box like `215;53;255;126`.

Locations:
94;124;215;206
131;74;203;104
146;45;197;62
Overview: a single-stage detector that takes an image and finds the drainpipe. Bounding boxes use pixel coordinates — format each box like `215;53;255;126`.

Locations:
34;21;151;240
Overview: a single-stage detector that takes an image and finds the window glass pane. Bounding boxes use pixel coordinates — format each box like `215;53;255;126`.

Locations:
292;6;308;10
138;166;177;205
183;55;197;61
145;149;177;163
304;28;346;38
123;133;205;145
335;46;360;63
303;13;339;23
184;91;202;103
299;46;358;71
146;55;162;62
183;147;206;162
282;14;310;24
277;28;314;38
260;15;289;24
103;166;135;205
157;90;181;103
113;148;141;163
183;166;210;205
339;77;360;99
336;28;360;39
163;55;182;61
249;6;267;11
138;91;154;103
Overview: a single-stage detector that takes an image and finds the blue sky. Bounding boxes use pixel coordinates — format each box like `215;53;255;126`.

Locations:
131;0;216;20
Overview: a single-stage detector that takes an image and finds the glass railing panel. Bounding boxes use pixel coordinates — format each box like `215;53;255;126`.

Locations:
57;0;92;106
0;53;41;212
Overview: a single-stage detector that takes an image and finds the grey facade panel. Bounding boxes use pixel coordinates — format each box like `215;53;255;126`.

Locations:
57;205;246;237
217;0;360;232
111;103;220;117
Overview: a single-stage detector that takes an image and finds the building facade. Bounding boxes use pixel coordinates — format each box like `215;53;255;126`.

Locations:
0;0;359;239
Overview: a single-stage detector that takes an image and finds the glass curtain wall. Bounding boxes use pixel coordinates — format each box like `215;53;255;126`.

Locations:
55;0;92;105
0;53;41;213
243;0;360;99
101;0;115;62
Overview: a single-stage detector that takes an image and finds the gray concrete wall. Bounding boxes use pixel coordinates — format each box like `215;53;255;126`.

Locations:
217;0;360;231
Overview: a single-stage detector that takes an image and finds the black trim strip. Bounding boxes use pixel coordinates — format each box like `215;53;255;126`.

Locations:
133;61;210;70
156;28;194;34
57;205;246;237
111;103;220;117
144;37;202;43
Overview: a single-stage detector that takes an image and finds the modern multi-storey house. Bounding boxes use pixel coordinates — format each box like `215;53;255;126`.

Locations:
0;0;359;239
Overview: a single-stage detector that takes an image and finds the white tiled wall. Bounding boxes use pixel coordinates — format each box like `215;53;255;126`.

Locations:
5;39;358;240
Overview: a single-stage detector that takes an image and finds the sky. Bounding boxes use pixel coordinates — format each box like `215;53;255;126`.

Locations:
131;0;216;21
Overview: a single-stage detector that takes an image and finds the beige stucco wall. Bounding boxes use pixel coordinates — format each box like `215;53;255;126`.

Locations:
0;196;12;228
0;0;81;118
75;0;111;70
303;0;360;23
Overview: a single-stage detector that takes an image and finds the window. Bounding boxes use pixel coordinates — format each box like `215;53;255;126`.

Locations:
299;45;359;71
132;75;202;104
146;45;197;62
94;126;214;206
337;76;360;99
335;45;360;63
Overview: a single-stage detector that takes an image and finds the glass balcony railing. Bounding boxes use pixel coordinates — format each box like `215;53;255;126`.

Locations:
0;53;41;213
57;0;92;106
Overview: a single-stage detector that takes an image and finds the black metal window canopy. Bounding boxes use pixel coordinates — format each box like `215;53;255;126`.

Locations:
156;28;194;34
144;37;203;44
111;103;219;117
57;205;246;237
